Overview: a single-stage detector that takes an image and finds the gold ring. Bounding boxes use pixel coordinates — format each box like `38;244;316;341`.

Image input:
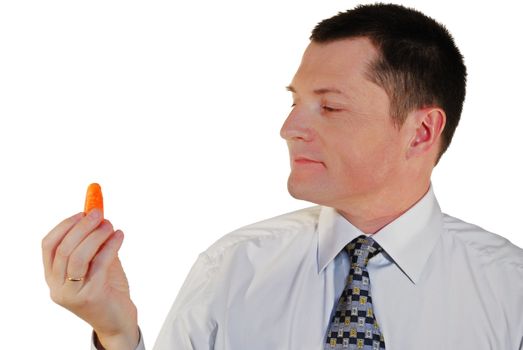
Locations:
67;276;85;282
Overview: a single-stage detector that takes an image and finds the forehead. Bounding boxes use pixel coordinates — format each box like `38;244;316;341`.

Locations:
291;37;379;91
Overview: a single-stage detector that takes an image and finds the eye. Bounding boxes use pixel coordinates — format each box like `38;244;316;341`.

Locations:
322;105;342;112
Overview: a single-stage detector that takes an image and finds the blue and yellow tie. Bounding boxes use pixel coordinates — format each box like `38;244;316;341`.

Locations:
325;235;385;349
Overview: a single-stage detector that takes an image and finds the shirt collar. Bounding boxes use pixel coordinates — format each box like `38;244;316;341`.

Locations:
317;183;444;284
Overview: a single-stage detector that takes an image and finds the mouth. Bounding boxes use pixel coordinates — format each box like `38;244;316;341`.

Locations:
293;156;324;166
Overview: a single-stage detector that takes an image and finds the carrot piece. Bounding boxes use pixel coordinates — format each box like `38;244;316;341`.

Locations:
84;183;104;218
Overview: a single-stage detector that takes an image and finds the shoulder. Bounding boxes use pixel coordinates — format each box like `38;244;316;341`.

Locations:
442;213;523;274
202;206;322;262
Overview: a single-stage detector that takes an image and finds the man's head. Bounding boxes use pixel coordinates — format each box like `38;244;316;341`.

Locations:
280;4;467;217
310;4;466;162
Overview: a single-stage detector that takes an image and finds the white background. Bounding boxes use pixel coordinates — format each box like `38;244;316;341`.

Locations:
1;1;522;348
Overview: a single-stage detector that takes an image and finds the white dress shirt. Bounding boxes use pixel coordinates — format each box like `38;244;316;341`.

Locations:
92;184;523;349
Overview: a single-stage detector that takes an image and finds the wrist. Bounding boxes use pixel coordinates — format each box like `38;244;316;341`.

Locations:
95;326;140;350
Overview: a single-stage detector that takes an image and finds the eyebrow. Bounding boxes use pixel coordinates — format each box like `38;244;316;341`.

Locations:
286;85;347;97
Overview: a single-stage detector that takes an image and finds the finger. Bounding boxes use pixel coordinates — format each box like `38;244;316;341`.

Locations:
89;230;125;281
52;209;104;282
65;220;115;283
42;212;84;282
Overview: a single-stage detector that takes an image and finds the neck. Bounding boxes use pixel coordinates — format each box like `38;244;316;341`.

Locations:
337;182;431;234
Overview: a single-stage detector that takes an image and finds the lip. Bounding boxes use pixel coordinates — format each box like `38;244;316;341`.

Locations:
293;156;324;165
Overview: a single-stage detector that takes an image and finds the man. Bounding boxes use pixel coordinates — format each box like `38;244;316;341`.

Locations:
42;3;523;350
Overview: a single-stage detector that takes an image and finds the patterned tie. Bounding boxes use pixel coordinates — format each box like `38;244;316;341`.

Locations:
325;235;385;350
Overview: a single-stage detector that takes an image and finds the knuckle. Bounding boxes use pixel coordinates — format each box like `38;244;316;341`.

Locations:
61;288;90;308
50;289;63;305
68;253;86;271
49;285;92;310
95;222;114;239
67;296;87;309
82;292;97;305
43;272;51;286
77;218;93;231
41;235;54;252
102;220;114;232
61;294;82;308
74;215;97;233
55;244;71;259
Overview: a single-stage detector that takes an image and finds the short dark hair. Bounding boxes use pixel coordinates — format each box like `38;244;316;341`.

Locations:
311;3;467;164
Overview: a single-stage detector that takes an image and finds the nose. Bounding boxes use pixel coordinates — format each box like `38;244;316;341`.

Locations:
279;106;314;142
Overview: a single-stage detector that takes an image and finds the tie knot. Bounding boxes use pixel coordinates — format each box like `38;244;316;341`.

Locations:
345;235;383;267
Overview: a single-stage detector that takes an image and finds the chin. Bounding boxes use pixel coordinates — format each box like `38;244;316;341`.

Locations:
287;177;328;205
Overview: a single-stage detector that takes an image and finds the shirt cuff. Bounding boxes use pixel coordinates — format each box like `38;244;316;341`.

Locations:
91;327;144;350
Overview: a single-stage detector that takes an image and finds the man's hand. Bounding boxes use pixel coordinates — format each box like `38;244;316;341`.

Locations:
42;210;140;350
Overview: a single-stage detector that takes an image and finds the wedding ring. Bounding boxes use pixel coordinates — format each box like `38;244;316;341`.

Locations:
67;276;85;282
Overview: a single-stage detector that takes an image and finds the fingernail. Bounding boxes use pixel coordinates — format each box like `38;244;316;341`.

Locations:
90;209;100;219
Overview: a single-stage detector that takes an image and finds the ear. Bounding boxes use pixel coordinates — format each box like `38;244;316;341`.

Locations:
406;108;446;160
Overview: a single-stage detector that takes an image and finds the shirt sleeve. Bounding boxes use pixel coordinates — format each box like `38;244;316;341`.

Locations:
91;327;145;350
152;252;218;350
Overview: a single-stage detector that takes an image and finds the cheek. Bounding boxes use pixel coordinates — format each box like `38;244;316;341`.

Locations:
328;126;403;184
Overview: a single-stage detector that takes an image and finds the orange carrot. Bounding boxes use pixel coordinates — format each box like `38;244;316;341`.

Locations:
84;183;104;218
